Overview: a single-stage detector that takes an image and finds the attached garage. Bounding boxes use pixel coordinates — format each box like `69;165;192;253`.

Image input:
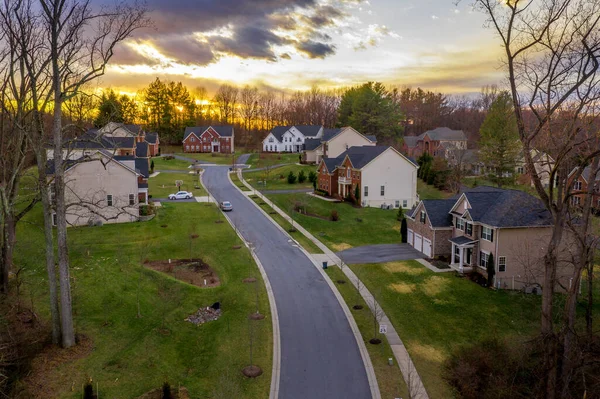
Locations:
414;233;423;252
422;238;432;258
407;229;414;246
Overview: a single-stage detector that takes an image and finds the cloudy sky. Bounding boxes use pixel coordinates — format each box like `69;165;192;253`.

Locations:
104;0;504;95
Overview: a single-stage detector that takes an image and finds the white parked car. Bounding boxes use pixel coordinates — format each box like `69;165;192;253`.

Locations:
168;191;193;200
220;201;233;211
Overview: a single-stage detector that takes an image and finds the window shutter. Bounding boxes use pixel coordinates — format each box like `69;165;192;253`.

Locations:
490;229;494;242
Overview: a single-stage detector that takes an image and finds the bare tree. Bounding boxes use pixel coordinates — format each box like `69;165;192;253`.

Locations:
213;84;239;125
468;0;600;396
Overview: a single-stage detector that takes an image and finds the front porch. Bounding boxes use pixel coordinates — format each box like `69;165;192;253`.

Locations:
337;177;352;198
449;236;477;274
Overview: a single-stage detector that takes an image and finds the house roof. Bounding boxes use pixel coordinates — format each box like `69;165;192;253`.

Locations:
270;125;322;142
64;130;135;150
46;159;80;175
322;157;339;173
420;127;467;141
304;138;323;151
184;125;234;140
136;141;149;158
421;199;456;228
580;165;599;183
462;186;552;227
450;236;478;246
366;135;377;142
337;145;389;169
145;132;159;144
103;136;135;149
135;158;149;178
322;128;343;141
403;136;418;148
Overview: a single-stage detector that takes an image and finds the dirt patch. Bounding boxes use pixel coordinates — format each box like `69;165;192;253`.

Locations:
332;243;353;251
409;342;446;364
146;259;220;287
232;245;242;249
243;277;257;283
389;282;415;294
249;313;265;320
242;365;263;378
296;210;329;221
384;261;426;275
422;276;449;296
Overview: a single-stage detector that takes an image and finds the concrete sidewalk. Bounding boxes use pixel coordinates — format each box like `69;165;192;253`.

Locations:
238;170;430;399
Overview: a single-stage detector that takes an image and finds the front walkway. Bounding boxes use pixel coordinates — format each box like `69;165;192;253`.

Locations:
237;170;430;399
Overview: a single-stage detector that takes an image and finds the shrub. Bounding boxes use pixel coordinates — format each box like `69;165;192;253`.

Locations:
314;188;328;196
298;170;307;183
397;206;404;221
287;171;297;184
330;210;339;221
162;381;173;399
83;381;95;399
400;218;407;243
486;253;495;287
308;171;317;184
150;159;155;172
354;184;360;204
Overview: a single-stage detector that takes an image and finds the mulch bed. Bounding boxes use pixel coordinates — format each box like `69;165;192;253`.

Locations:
185;307;222;325
243;277;257;283
242;365;263;378
145;259;220;287
249;313;265;320
295;210;329;221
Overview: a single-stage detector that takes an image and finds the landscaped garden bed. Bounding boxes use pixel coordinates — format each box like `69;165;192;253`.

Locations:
145;259;220;287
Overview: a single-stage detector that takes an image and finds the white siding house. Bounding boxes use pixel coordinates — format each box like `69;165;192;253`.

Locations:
262;125;324;152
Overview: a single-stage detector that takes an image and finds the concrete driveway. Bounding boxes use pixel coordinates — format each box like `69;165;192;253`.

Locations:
202;166;371;399
337;244;423;264
152;197;196;203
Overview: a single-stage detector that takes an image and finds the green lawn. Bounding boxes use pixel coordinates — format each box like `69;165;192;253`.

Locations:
13;203;272;398
349;260;543;398
417;180;452;200
245;153;301;169
244;164;316;191
149;172;205;198
249;195;324;254
151;156;192;171
176;152;239;165
325;266;408;399
266;194;400;251
230;172;251;192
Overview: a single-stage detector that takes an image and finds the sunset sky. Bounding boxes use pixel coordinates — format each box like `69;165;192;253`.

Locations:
104;0;504;96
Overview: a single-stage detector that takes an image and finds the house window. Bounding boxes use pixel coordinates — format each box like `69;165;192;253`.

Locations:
129;194;135;206
574;180;582;191
347;168;351;178
364;186;368;197
297;137;301;142
456;218;465;230
498;256;506;272
380;185;385;196
395;200;400;208
107;194;113;206
403;199;408;208
185;145;189;150
420;210;426;223
479;251;489;269
52;213;57;226
517;166;524;174
465;222;473;236
482;226;493;241
269;137;274;142
191;137;195;142
572;196;581;206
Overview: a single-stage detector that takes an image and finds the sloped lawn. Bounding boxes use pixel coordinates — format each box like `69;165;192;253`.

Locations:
149;172;205;198
13;203;272;398
151;156;191;171
244;164;316;191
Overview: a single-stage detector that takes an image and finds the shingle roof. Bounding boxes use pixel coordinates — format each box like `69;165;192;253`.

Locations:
124;124;143;134
462;186;552;227
135;158;149;178
270;125;323;142
421;199;455;228
304;138;322;151
450;236;478;245
184;126;234;140
136;141;149;158
145;132;159;144
420;127;467;141
103;136;135;149
64;130;135;150
579;165;600;183
322;128;343;141
403;136;418;148
322;157;339;173
366;135;377;142
337;145;389;169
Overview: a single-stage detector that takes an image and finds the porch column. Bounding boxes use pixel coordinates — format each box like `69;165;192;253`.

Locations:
459;247;464;274
451;243;456;264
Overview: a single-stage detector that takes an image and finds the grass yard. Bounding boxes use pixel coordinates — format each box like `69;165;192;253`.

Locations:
349;260;543;398
249;195;324;254
176;152;239;165
230;172;251;192
417;180;452;200
13;202;272;398
245;153;301;169
325;266;409;399
151;156;192;171
149;172;205;198
266;193;400;251
244;164;316;191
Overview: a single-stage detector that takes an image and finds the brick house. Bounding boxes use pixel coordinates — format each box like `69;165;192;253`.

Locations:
402;127;467;159
317;145;418;208
406;186;573;290
568;165;600;208
183;126;234;154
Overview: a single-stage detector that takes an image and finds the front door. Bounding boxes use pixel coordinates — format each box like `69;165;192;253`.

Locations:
466;248;472;265
213;144;219;152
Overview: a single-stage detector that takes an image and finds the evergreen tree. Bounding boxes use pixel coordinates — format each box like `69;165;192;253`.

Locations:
287;171;297;184
298;170;306;183
487;253;495;288
400;218;408;243
479;91;521;187
94;89;124;127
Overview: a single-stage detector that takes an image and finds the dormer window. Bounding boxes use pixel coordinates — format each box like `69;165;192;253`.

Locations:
420;211;426;223
269;137;274;142
191;137;195;142
574;180;582;191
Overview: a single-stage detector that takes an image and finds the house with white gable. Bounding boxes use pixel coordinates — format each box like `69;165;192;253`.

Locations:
317;145;419;209
303;126;377;164
262;125;324;153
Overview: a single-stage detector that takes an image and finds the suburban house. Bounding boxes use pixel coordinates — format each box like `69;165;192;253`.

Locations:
45;123;156;226
47;151;141;227
317;145;418;208
182;126;235;154
303;126;377;164
406;186;571;290
514;149;555;188
402;127;468;159
569;165;600;208
262;125;323;153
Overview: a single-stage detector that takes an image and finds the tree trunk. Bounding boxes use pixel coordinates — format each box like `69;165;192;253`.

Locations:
36;150;61;345
1;214;16;293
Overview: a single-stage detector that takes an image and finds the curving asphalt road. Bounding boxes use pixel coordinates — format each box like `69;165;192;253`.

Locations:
202;166;371;399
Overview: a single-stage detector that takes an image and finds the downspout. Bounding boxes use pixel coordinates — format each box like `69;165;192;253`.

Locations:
495;228;500;288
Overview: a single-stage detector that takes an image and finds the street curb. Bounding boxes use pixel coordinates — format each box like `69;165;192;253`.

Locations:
223;171;281;399
237;171;381;399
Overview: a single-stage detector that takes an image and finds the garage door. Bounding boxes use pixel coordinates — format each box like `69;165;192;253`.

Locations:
422;238;432;258
414;234;422;252
407;229;414;246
